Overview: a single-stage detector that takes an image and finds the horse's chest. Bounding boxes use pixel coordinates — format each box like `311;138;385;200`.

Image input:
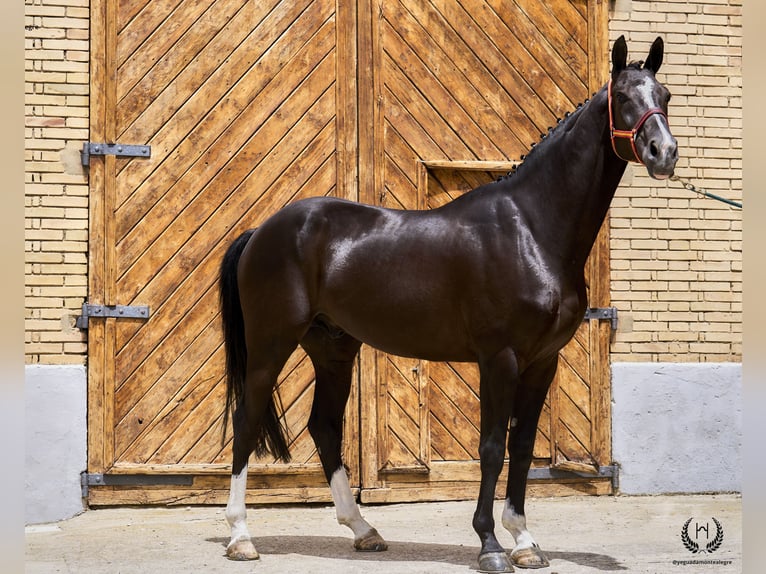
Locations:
474;279;583;361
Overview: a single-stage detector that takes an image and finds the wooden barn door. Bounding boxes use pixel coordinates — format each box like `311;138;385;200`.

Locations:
86;0;358;504
86;0;612;505
357;0;615;502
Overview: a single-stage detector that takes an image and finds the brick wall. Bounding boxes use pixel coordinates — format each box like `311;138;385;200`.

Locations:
608;0;742;362
23;0;742;364
25;0;89;364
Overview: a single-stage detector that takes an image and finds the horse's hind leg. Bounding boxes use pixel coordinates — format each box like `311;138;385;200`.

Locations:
225;343;298;561
302;323;387;552
225;448;258;560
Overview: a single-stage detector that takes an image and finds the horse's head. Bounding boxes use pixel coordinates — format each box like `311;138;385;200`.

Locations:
609;35;678;180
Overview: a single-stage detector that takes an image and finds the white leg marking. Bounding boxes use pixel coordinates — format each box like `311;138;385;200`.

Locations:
226;467;252;547
330;468;375;538
501;499;538;552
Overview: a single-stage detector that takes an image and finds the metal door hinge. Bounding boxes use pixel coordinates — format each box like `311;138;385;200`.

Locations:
76;303;150;330
583;306;618;331
528;463;620;491
81;142;151;167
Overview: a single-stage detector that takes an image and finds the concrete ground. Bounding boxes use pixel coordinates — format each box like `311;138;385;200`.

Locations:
25;494;741;574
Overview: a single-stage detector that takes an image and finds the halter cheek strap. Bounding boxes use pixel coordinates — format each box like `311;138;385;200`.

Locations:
608;79;667;165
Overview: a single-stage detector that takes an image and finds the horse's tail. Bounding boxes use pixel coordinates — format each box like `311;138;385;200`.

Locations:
219;229;291;463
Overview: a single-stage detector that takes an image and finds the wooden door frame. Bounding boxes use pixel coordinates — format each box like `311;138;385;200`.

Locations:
87;0;117;477
356;0;381;495
584;0;612;472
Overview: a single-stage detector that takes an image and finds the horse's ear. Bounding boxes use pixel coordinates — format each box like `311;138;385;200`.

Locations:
644;36;664;75
612;35;628;81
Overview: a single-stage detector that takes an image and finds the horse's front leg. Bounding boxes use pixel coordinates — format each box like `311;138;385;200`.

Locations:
502;358;557;569
473;349;518;573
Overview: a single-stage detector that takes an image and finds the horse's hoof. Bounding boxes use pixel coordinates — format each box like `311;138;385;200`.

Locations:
477;551;514;573
354;528;388;552
510;546;549;569
226;539;260;561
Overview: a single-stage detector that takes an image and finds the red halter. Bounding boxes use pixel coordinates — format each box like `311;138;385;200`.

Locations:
608;78;667;165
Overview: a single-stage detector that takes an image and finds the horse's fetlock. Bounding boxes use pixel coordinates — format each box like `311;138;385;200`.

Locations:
473;513;495;536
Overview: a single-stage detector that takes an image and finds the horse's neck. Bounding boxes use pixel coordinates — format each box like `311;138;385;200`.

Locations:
508;88;626;270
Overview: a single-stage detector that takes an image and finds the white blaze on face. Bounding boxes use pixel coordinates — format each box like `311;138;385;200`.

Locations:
636;76;674;171
636;76;658;110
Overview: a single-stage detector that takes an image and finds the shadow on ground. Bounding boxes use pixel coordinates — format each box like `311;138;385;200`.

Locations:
207;535;627;571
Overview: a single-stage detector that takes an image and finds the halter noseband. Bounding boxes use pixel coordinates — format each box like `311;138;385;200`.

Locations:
608;78;667;165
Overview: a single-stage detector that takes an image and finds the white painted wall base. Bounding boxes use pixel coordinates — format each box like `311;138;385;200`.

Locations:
611;362;742;495
25;365;87;524
23;362;741;522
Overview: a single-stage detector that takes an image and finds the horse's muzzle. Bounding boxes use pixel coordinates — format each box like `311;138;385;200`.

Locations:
645;135;678;180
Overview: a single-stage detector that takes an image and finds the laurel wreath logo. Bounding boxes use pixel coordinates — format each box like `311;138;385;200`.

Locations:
681;517;724;554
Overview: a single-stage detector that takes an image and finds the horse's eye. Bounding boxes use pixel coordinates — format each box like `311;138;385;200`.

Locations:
615;92;628;104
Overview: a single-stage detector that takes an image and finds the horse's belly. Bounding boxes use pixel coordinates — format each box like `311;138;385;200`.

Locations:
355;332;477;363
320;301;476;362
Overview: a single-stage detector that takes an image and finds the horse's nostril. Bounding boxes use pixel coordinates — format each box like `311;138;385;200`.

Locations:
650;141;659;157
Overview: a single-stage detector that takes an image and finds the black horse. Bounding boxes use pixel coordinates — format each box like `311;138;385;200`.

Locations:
219;36;677;572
